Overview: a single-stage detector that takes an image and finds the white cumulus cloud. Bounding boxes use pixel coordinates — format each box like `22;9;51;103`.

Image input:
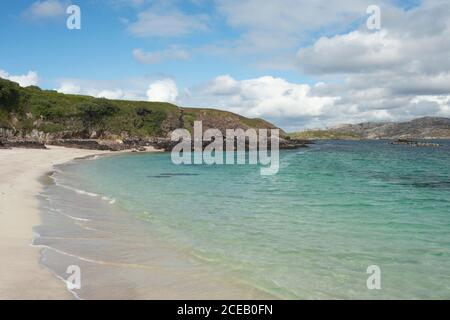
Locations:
23;0;66;20
297;30;403;74
128;10;208;37
0;69;39;87
186;75;338;120
56;80;143;100
56;82;81;94
96;89;125;100
147;79;179;103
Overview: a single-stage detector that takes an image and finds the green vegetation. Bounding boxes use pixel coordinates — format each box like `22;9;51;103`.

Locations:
0;77;278;139
0;79;21;112
289;129;361;140
180;107;280;134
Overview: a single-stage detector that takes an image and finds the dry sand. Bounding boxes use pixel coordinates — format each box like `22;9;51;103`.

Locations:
0;146;113;299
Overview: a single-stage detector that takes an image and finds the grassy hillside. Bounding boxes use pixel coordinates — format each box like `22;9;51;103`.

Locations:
0;77;279;140
181;107;280;133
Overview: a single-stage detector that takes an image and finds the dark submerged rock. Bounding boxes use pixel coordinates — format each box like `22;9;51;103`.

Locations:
390;139;440;147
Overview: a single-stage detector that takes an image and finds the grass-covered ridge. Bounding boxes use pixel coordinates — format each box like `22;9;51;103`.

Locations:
0;77;280;140
289;129;361;140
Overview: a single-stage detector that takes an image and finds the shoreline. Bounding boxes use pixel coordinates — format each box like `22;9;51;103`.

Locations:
1;146;270;300
37;154;273;300
0;146;119;299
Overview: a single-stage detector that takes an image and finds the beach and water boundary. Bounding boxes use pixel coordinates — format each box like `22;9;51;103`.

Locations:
36;141;450;298
35;155;271;299
0;146;270;299
0;147;110;299
1;141;450;299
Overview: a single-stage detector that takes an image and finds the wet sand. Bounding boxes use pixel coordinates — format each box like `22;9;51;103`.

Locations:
0;146;111;299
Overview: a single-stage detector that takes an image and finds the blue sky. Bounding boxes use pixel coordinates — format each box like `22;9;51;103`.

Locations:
0;0;308;87
1;0;449;130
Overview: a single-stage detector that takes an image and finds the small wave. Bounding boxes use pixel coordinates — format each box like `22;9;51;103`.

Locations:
48;171;98;198
75;223;100;232
36;245;107;265
33;252;83;300
191;252;219;263
65;185;99;197
36;245;158;271
60;212;91;222
49;169;63;176
101;196;116;204
31;230;41;245
52;180;117;205
44;206;91;222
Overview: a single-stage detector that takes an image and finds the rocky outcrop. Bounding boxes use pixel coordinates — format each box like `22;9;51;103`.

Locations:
390;139;440;147
3;141;47;149
50;139;113;151
0;140;8;149
1;127;310;151
149;136;310;151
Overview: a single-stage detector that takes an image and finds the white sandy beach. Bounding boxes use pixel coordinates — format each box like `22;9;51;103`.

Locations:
0;146;113;299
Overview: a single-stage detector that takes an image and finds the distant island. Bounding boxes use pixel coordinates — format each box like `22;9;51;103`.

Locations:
289;117;450;140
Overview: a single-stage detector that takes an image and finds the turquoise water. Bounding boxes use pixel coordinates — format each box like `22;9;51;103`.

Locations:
59;140;450;299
